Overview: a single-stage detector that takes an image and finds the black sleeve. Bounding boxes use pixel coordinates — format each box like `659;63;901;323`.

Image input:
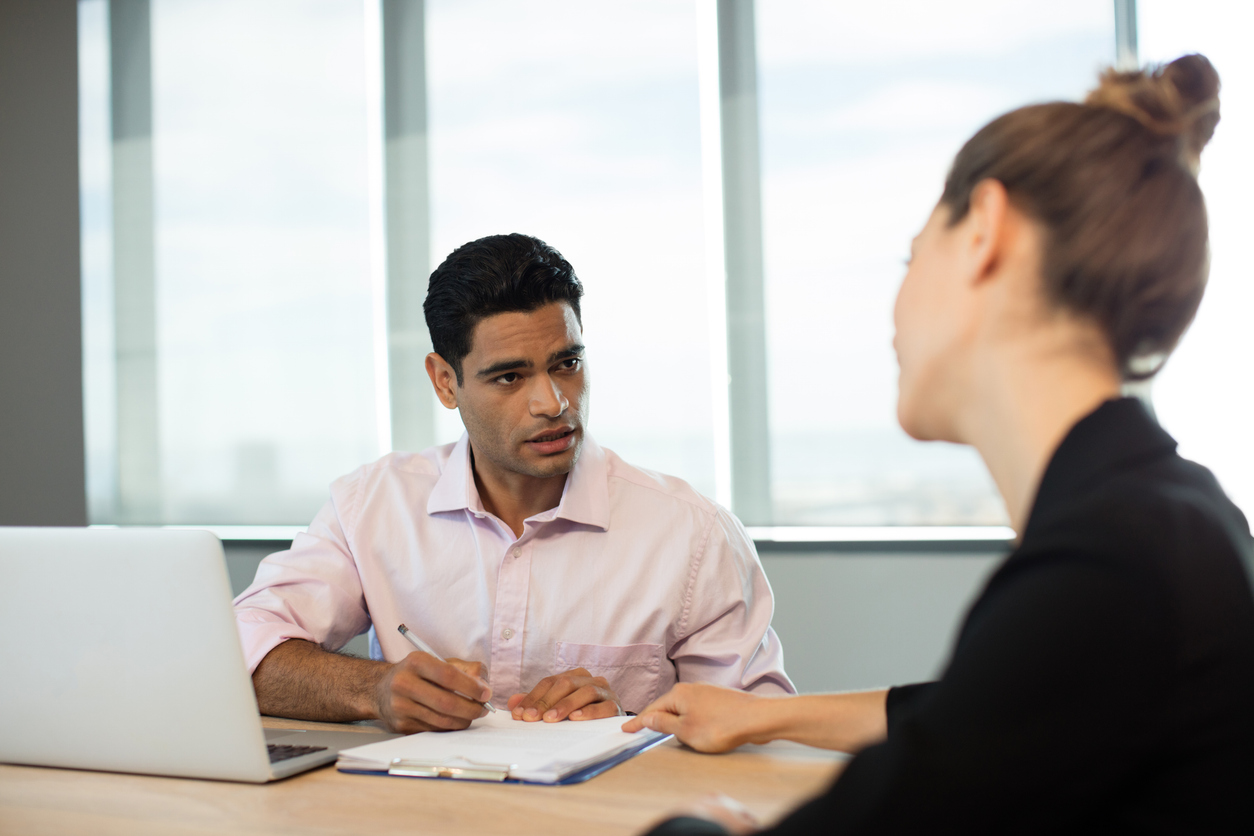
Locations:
758;551;1167;834
884;681;934;729
641;817;730;836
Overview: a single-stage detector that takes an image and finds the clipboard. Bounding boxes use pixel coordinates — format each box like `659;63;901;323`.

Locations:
337;729;671;785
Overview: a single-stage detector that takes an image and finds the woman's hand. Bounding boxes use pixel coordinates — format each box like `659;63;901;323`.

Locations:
622;683;768;753
625;684;890;754
651;794;761;835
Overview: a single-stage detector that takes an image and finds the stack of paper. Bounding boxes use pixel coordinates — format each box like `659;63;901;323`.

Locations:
336;712;668;784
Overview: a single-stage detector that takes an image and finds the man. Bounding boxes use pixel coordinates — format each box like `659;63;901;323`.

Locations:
235;233;793;734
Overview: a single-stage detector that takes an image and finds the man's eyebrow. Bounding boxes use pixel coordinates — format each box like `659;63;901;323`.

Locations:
476;358;532;379
475;345;585;379
549;344;585;364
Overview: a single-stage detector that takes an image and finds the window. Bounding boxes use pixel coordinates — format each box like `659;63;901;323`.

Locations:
81;0;382;524
1140;0;1254;516
757;0;1114;525
426;0;715;497
82;1;1248;532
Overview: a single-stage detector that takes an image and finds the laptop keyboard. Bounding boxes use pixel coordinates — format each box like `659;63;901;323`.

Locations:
267;743;328;763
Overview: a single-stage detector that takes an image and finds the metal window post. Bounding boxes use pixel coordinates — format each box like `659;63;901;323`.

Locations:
715;0;772;524
110;0;161;522
1115;0;1138;71
1113;0;1155;412
381;0;436;453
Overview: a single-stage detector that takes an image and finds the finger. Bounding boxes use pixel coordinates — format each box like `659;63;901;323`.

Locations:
406;652;491;704
511;676;556;719
394;693;478;731
507;693;528;712
701;794;760;833
446;657;485;681
632;687;684;721
524;676;583;721
634;710;684;737
394;677;482;725
392;667;489;723
546;684;614;722
385;685;476;732
569;698;622;721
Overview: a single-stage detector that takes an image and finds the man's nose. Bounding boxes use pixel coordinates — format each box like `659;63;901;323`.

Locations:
529;375;568;417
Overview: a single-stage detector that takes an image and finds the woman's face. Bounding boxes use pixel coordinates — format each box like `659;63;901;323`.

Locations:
892;203;976;442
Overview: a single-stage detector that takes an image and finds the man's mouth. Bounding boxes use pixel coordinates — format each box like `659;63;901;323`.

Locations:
525;427;577;455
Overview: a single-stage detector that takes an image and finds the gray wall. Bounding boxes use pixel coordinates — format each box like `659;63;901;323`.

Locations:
761;550;1001;692
0;0;88;526
225;541;1005;691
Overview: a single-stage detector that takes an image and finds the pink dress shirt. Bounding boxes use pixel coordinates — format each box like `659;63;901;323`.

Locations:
233;434;794;712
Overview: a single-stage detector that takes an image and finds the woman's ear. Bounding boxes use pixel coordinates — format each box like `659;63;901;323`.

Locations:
964;178;1010;287
425;353;460;410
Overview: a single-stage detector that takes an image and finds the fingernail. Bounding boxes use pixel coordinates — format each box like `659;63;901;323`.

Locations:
544;710;557;721
481;688;492;701
571;709;582;719
524;708;538;720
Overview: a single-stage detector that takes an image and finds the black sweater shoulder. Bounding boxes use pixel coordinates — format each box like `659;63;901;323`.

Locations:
774;400;1254;834
649;401;1254;836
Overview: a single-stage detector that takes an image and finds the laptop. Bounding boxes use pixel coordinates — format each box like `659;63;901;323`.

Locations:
0;526;397;782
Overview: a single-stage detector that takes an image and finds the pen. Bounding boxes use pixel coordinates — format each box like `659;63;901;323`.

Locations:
397;623;497;713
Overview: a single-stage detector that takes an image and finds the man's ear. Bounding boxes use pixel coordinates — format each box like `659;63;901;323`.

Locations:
426;353;460;409
965;178;1010;287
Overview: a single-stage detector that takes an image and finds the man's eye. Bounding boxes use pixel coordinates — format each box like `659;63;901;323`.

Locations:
496;373;520;384
561;358;582;371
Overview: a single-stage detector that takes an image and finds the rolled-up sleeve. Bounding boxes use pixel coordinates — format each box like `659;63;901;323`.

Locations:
232;475;371;673
670;507;796;694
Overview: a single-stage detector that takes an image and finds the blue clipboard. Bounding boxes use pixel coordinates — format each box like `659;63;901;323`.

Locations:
337;732;672;786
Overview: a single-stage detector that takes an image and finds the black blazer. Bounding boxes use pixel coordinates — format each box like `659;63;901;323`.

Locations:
658;398;1254;835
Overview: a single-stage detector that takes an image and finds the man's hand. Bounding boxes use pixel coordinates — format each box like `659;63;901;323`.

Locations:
375;652;492;734
622;683;764;753
251;638;493;732
508;667;622;722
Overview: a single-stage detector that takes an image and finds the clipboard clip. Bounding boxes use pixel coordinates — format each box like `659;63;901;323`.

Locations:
388;758;513;782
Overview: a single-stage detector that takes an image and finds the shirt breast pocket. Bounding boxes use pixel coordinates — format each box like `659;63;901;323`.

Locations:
554;641;665;714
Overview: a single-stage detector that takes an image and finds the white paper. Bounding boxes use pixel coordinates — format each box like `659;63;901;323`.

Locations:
336;713;666;783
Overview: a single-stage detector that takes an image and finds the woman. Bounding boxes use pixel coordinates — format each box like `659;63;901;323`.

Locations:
626;54;1254;833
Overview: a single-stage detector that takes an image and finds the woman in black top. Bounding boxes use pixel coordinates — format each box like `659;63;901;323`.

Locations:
625;54;1254;834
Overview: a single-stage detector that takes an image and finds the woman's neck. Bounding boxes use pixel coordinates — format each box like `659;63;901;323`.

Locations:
958;333;1122;536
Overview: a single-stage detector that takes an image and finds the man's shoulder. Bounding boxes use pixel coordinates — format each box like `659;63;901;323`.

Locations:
599;446;722;519
330;443;456;493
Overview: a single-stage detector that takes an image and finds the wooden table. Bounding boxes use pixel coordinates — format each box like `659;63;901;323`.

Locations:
0;717;847;835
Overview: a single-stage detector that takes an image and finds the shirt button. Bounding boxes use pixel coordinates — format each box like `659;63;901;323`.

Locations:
501;628;514;640
511;547;521;558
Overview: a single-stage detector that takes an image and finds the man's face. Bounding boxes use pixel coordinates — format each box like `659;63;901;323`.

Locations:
441;302;588;481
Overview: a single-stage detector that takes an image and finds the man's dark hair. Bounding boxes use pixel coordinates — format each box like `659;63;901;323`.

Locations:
424;233;583;385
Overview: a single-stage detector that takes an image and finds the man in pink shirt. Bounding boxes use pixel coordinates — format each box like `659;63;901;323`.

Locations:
235;233;793;734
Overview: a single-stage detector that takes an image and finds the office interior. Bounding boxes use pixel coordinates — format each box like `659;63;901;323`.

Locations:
2;0;1250;696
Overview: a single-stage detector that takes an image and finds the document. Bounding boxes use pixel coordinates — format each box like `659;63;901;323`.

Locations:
336;712;669;784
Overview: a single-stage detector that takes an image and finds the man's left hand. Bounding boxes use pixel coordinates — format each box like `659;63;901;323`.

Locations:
508;667;622;722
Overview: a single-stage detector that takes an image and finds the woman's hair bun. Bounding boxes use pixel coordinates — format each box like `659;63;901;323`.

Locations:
1085;53;1220;173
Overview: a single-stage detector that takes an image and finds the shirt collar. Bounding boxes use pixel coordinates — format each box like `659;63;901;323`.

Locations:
426;432;611;531
1023;397;1178;539
426;434;479;516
